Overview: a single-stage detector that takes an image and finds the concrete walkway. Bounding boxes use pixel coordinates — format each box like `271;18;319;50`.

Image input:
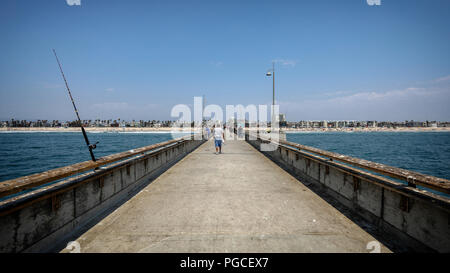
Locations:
63;139;391;253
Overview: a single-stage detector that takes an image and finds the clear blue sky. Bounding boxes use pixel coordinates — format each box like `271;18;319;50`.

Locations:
1;0;449;121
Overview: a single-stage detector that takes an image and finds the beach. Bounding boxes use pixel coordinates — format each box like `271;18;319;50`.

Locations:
1;126;449;133
0;127;192;133
283;127;450;133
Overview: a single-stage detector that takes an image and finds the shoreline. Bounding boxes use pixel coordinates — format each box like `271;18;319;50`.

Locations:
283;127;450;133
0;127;191;133
1;127;449;133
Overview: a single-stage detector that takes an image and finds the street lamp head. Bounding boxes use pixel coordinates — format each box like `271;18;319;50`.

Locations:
266;71;272;77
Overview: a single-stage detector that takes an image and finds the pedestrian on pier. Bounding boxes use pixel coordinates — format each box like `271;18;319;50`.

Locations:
238;125;244;139
213;123;225;154
205;126;210;139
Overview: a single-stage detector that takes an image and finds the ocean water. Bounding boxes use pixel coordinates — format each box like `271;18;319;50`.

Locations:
286;131;450;180
0;132;188;182
0;131;449;183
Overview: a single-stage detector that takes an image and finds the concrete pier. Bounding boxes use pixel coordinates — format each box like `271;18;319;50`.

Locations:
62;139;391;253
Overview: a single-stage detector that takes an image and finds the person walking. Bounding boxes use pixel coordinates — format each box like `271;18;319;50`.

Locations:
205;126;210;139
213;123;225;154
238;125;244;139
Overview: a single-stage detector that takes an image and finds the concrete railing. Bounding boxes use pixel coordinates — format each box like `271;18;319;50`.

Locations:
246;133;450;252
0;135;204;253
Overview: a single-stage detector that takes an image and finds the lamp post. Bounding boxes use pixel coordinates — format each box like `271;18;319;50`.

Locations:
266;61;275;124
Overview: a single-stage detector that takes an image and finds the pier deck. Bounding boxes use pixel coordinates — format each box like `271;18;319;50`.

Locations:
62;139;391;253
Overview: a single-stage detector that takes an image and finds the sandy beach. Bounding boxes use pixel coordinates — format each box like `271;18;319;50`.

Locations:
0;127;193;132
283;127;450;133
1;126;449;133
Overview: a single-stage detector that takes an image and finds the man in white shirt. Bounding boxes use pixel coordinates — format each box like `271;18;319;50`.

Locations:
213;123;225;154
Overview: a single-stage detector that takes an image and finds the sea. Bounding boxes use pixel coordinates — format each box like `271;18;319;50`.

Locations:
0;131;188;182
0;131;449;183
286;131;450;181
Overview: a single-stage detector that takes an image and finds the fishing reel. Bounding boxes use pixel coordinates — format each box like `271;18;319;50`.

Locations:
89;141;99;150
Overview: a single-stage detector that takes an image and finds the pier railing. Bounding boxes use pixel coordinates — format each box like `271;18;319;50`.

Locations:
253;132;450;195
0;134;204;252
0;134;196;199
247;132;450;252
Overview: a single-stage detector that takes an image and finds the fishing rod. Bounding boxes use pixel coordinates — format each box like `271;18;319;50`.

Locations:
53;49;98;162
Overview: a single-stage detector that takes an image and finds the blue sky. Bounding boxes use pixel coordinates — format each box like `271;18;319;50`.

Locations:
1;0;449;121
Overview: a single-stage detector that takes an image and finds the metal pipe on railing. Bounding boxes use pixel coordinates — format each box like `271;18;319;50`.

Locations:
251;133;450;194
0;134;198;198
